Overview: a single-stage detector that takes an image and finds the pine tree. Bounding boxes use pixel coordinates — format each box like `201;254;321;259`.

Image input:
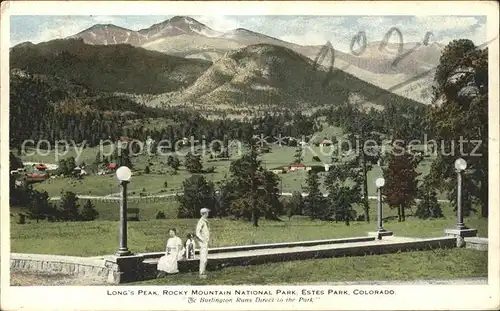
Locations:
343;118;382;223
216;180;236;218
81;199;99;221
289;190;305;216
185;152;203;173
217;146;283;226
171;157;180;171
261;170;282;220
119;147;133;169
167;156;180;172
59;191;80;221
294;145;303;164
66;156;77;175
228;146;264;226
303;171;324;220
177;175;216;218
167;155;174;167
415;180;444;219
26;190;54;222
324;146;362;224
428;39;488;217
382;140;420;222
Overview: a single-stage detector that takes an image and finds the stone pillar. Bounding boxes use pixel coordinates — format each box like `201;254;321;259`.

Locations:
116;181;132;256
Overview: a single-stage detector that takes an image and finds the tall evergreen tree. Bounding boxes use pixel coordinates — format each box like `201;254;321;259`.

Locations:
177;175;216;218
81;199;99;221
289;190;305;216
222;146;282;226
59;191;80;221
26;190;54;222
341;95;382;223
427;39;488;217
382;140;420;222
324;146;362;224
228;146;264;226
294;145;303;164
303;171;324;220
185;152;203;173
415;179;444;219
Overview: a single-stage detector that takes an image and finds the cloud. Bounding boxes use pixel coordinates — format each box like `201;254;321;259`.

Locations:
193;15;241;32
37;23;88;42
414;16;479;32
10;15;487;50
91;15;122;24
439;23;488;46
10;17;95;45
280;32;331;46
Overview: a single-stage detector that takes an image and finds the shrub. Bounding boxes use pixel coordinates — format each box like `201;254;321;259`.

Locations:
17;213;26;224
156;211;166;219
415;189;444;219
80;200;99;221
204;166;216;173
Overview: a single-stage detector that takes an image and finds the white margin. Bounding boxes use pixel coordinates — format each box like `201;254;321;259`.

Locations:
1;1;499;311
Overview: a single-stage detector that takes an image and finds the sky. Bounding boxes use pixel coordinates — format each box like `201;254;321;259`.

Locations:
10;15;487;52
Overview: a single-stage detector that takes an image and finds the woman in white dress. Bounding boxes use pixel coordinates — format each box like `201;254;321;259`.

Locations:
157;228;183;277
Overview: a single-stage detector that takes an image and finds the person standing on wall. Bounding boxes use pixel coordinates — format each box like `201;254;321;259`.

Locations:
196;208;210;279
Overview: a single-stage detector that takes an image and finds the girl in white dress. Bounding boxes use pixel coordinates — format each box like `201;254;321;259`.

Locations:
184;233;195;259
157;228;183;276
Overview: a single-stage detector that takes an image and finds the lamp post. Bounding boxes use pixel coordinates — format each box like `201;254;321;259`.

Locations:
454;158;467;230
116;166;132;256
444;158;477;245
375;177;386;232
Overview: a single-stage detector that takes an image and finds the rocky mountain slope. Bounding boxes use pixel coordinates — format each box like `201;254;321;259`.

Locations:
10;38;422;110
10;38;212;94
65;16;443;104
69;16;221;46
169;44;422;109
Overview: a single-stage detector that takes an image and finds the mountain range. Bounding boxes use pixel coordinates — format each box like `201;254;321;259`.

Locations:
10;16;439;110
10;37;422;110
10;38;211;94
64;15;444;104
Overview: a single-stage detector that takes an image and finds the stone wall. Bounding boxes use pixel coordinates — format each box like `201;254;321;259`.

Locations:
10;236;460;284
10;253;119;284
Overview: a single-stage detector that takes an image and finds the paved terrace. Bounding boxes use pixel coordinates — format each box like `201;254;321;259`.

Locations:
137;235;455;282
12;234;475;284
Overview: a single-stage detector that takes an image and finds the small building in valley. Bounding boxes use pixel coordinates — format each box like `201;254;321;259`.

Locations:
288;163;307;171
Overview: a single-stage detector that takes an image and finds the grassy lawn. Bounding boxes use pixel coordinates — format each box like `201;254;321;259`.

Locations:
10;202;488;257
12;136;485;260
26;142;440;198
133;248;488;285
36;174;188;197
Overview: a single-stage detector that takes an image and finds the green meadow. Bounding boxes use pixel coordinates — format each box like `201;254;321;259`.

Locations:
22;139;439;198
10;201;488;257
136;247;488;285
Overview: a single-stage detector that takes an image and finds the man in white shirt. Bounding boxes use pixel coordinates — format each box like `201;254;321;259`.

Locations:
196;208;210;278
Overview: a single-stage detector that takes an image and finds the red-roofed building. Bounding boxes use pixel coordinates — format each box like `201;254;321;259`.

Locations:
106;163;117;173
289;163;307;171
26;172;49;183
319;139;332;147
119;137;133;142
35;163;47;171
